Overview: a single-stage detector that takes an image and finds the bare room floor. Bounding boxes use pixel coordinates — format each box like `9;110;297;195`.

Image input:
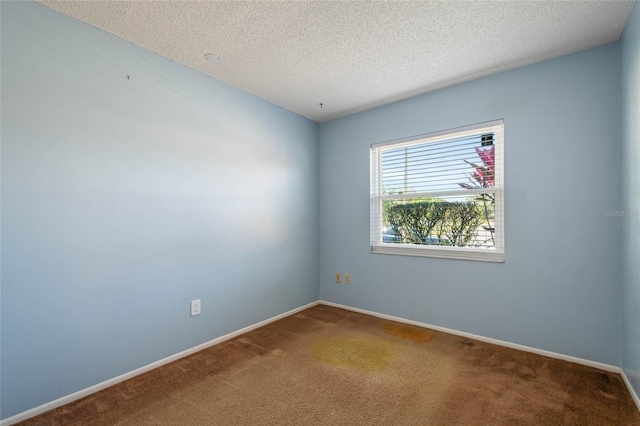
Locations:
19;305;640;425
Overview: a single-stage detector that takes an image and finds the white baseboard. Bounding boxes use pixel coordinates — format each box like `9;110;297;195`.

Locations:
4;298;636;425
319;300;621;373
0;301;320;426
621;369;640;412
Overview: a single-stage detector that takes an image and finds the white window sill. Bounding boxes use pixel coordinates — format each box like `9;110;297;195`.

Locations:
371;244;504;263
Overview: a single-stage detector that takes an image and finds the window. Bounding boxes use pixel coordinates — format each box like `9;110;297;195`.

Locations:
370;120;504;262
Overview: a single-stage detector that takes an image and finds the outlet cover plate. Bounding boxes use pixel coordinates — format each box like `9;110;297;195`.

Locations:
190;299;201;316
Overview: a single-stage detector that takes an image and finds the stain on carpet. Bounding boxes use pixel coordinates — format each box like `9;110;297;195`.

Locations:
382;322;435;343
17;305;640;426
311;335;397;372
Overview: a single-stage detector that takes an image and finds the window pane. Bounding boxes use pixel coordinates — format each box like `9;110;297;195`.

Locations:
370;120;503;261
381;194;497;249
381;133;495;195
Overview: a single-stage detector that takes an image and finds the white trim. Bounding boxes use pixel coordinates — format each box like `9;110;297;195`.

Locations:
369;119;505;263
370;119;504;149
371;245;504;262
319;300;620;373
621;369;640;412
5;299;637;425
380;187;499;200
0;301;320;426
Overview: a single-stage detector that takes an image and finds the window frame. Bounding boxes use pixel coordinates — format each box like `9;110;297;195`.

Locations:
370;120;504;262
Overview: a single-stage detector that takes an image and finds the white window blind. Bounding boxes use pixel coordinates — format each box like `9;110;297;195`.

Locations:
370;120;504;262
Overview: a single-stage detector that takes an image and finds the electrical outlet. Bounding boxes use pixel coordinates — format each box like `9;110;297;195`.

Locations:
345;274;351;284
190;299;201;317
335;273;341;283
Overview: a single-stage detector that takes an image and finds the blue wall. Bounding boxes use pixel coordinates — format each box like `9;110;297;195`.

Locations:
0;2;318;419
2;0;637;422
622;1;640;401
319;44;622;366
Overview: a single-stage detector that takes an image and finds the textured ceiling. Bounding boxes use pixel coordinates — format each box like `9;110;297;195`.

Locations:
39;1;635;123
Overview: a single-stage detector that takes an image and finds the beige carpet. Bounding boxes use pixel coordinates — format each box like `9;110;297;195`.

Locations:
18;305;640;425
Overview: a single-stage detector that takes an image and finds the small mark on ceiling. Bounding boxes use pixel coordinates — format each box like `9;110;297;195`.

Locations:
204;53;221;63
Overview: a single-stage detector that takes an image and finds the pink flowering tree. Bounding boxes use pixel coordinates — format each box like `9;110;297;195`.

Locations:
459;144;495;244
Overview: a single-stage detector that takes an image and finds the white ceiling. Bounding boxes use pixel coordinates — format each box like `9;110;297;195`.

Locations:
39;0;635;123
